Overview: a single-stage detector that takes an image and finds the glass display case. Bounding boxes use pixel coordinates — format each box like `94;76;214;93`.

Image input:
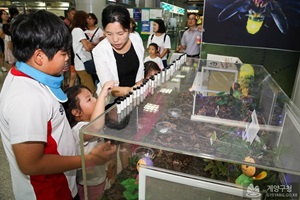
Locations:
80;56;300;200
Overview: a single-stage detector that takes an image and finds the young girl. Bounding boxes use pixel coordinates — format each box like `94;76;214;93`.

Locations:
64;80;117;200
144;43;164;70
144;60;161;79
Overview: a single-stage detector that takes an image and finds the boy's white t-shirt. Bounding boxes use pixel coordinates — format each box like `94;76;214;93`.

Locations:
72;121;106;186
0;69;77;199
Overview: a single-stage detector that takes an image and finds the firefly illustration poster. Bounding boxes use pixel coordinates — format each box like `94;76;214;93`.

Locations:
203;0;300;51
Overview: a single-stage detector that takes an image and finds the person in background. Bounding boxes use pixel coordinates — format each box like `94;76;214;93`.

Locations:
8;7;19;23
85;13;105;45
93;4;144;100
64;80;117;200
2;23;16;68
71;10;96;94
0;10;116;200
62;8;77;90
146;19;171;69
0;9;9;72
85;13;104;85
144;43;164;70
144;60;161;79
177;13;202;59
64;7;76;28
129;17;142;43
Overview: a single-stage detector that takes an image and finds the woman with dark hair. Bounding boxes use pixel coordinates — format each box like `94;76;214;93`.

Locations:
93;4;144;101
0;9;9;72
85;13;104;45
71;10;96;94
147;18;171;69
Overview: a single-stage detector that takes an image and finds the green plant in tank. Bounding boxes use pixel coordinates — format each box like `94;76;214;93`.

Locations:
121;178;138;200
120;156;140;200
203;159;240;182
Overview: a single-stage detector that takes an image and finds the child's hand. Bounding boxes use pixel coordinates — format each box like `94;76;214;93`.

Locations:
99;80;119;97
86;141;117;166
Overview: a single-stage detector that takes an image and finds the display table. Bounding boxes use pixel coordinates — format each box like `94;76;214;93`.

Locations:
80;58;300;199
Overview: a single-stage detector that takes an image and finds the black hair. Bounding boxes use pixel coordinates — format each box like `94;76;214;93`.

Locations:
148;43;159;51
63;85;92;128
144;61;161;78
88;13;98;25
187;13;198;23
67;7;76;14
102;4;130;30
153;19;166;33
2;23;11;36
8;7;19;18
11;10;71;62
59;16;65;21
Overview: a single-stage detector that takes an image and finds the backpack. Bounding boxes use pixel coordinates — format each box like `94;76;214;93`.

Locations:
150;33;170;59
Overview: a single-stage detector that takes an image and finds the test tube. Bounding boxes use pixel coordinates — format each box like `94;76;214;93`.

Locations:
150;76;155;95
126;94;130;107
120;97;125;111
161;68;165;83
136;86;140;105
132;87;137;106
116;100;121;114
157;71;161;86
139;83;144;103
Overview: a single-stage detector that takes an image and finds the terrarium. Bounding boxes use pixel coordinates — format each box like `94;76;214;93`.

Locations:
80;57;300;200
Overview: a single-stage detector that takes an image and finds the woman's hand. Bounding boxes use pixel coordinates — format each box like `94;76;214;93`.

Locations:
111;86;132;97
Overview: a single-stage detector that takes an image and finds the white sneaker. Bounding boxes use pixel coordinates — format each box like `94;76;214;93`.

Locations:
1;66;7;72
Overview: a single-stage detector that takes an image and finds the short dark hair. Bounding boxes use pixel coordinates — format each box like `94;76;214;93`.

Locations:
11;10;71;62
72;10;88;30
67;7;76;13
88;13;98;25
148;43;159;51
102;5;130;30
187;13;197;23
153;19;166;33
2;23;11;36
8;7;19;18
64;85;91;127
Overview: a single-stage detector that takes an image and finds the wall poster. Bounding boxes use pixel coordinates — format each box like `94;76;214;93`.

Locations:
203;0;300;51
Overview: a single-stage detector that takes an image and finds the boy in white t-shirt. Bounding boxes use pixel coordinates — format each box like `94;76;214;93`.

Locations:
0;10;116;200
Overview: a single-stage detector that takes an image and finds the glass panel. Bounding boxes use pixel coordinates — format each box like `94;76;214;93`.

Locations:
80;56;300;199
139;165;257;200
